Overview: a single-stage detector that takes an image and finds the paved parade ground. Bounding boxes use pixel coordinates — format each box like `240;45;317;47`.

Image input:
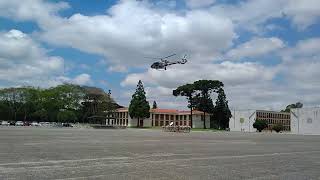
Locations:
0;127;320;180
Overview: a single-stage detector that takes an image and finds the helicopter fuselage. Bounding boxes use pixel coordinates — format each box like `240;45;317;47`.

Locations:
149;54;187;70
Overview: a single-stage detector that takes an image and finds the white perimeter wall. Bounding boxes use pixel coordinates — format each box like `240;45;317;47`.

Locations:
192;114;210;129
229;109;257;132
291;108;320;135
128;117;152;127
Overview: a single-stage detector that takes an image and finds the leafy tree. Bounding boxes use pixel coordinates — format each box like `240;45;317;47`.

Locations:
31;109;48;122
272;123;283;133
152;101;158;109
253;119;268;132
193;80;224;129
53;84;85;110
81;86;118;123
0;87;26;120
129;80;150;127
173;83;196;127
0;100;11;120
281;102;303;113
0;83;120;123
57;110;77;123
212;88;232;130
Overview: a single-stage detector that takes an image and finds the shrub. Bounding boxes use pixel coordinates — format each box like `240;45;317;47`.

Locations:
253;119;268;132
272;123;283;133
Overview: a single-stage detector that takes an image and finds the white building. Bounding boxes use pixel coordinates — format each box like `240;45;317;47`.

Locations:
229;109;291;132
291;107;320;135
229;109;257;132
111;108;211;128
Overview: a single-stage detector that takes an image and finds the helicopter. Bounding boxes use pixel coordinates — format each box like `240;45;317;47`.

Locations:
148;54;188;70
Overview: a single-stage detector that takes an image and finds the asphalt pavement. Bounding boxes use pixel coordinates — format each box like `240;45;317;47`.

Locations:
0;127;319;180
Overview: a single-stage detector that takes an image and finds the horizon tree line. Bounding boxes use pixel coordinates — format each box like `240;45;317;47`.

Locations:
0;84;119;123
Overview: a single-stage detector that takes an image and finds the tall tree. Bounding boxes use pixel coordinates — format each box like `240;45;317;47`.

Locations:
173;83;196;127
129;80;150;127
152;101;158;109
281;102;303;113
213;88;232;129
193;80;224;129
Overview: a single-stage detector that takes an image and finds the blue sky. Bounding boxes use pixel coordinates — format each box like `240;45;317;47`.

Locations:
0;0;320;110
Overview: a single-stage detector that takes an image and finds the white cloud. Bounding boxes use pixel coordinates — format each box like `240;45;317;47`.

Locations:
0;29;91;87
185;0;216;9
108;65;128;73
122;61;276;88
281;38;320;61
0;0;68;28
56;74;92;86
27;0;235;68
211;0;320;32
121;36;320;109
226;37;285;60
284;0;320;30
71;74;91;85
1;0;320;110
0;29;63;86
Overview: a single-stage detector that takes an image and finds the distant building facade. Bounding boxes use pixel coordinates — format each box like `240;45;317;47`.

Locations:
256;110;291;131
109;108;210;128
229;109;291;132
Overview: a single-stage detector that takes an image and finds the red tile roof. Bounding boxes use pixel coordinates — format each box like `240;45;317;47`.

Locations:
116;108;208;115
116;107;128;112
150;109;178;113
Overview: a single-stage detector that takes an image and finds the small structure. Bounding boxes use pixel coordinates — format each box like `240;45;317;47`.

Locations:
229;109;257;132
291;107;320;135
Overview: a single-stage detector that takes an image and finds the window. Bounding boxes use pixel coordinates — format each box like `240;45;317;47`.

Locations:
155;114;159;120
160;114;164;120
170;115;174;120
165;114;169;120
160;121;164;126
155;120;159;126
184;115;187;120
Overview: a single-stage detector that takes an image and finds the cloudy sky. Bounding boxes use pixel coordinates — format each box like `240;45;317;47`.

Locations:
0;0;320;110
